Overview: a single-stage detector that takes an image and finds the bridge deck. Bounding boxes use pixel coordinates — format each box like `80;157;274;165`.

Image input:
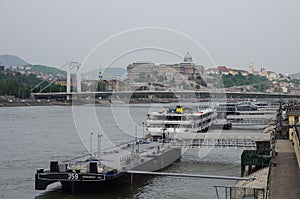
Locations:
31;90;300;100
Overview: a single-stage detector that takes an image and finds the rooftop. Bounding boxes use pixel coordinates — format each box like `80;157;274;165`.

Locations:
287;111;300;115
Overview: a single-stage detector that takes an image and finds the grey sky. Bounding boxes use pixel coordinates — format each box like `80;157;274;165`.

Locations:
0;0;299;74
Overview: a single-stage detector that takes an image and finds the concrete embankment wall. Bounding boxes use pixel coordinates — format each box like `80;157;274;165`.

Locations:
233;167;269;199
293;130;300;169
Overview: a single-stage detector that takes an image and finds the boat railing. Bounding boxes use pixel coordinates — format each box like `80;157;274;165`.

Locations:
227;118;274;124
120;153;133;167
147;115;215;123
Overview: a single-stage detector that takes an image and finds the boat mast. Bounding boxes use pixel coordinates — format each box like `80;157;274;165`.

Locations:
135;125;139;154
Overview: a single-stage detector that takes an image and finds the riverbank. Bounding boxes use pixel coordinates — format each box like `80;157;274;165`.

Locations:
0;101;71;107
0;99;107;107
0;98;181;107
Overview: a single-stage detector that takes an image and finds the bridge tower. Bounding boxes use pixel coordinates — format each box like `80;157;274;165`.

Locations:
66;62;81;100
76;64;81;93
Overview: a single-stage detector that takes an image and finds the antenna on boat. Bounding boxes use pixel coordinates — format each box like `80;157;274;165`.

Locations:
90;132;94;159
135;125;139;154
142;122;145;139
135;125;138;141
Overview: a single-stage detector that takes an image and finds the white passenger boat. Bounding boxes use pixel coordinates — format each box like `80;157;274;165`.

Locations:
226;109;277;128
146;106;217;138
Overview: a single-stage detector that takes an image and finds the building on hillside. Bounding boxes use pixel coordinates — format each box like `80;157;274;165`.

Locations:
260;68;268;77
55;78;68;87
266;71;278;80
106;79;118;91
248;63;260;75
266;87;275;93
126;52;205;88
206;66;230;75
228;68;249;76
282;87;288;93
206;66;248;76
248;63;278;80
248;62;255;73
127;61;155;81
54;78;75;88
81;80;99;92
260;68;278;80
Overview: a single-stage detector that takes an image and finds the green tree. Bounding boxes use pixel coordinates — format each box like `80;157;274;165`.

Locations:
0;71;66;98
222;73;268;89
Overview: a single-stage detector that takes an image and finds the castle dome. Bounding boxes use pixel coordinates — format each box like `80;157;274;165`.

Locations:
183;52;193;62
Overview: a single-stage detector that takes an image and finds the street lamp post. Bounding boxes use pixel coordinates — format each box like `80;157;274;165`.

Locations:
18;81;21;98
97;133;103;159
90;132;94;159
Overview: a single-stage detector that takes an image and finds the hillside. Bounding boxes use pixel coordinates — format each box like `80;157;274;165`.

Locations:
0;54;29;66
29;65;67;77
0;54;66;77
0;70;66;98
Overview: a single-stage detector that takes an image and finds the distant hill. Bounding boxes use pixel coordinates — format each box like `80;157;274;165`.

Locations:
103;67;126;80
83;67;126;80
0;54;29;66
0;54;125;79
290;72;300;80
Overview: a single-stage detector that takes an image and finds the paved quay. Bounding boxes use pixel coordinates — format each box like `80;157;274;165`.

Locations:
269;140;300;199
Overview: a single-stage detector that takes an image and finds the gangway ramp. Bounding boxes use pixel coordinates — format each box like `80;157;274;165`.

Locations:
169;132;271;149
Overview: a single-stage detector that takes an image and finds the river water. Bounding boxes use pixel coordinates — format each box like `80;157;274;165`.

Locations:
0;104;263;199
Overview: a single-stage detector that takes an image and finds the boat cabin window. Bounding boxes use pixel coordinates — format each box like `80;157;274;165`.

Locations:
181;124;192;128
149;124;163;128
153;115;167;120
166;115;182;121
165;124;180;128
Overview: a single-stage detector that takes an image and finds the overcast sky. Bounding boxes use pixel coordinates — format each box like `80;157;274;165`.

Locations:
0;0;299;74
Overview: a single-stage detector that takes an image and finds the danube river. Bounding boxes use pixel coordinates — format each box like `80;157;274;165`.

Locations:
0;104;263;199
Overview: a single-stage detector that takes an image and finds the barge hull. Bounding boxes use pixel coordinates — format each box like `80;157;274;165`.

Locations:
35;147;181;193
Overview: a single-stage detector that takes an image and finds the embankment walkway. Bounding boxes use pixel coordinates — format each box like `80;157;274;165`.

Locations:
269;140;300;199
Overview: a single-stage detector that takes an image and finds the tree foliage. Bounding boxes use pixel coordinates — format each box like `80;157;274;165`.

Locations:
222;73;268;88
0;71;66;98
28;65;67;76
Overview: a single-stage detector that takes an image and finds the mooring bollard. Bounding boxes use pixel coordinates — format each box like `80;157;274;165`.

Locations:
273;162;277;167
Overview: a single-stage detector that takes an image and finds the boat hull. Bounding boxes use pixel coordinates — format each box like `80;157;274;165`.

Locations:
35;147;181;193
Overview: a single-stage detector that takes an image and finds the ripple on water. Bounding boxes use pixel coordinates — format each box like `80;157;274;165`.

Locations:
0;105;263;199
